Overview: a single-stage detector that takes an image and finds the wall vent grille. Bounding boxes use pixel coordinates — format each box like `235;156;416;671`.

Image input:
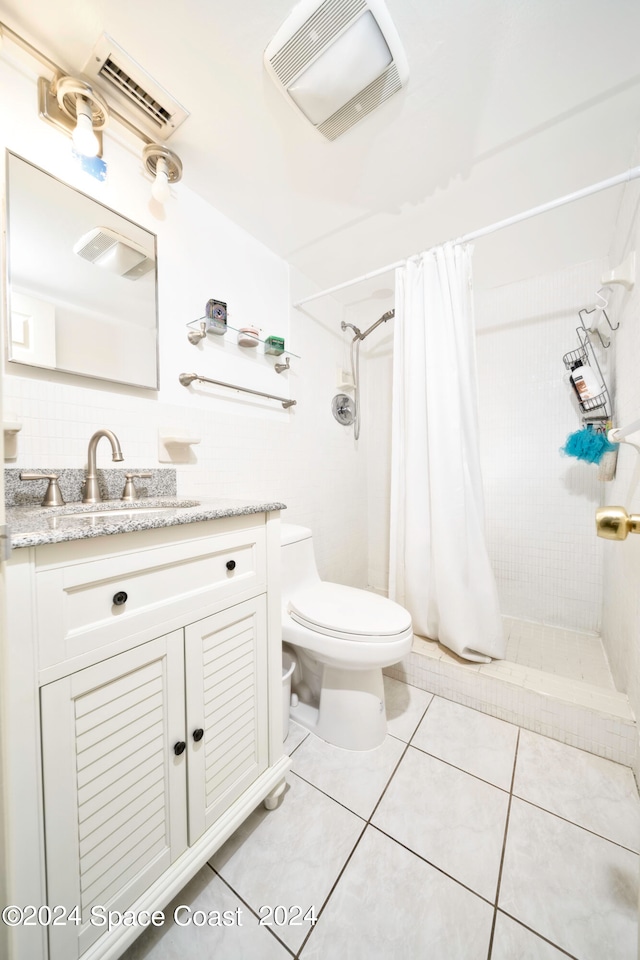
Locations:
83;34;189;140
98;57;173;130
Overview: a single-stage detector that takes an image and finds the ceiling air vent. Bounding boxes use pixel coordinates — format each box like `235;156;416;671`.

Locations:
264;0;408;140
83;34;189;140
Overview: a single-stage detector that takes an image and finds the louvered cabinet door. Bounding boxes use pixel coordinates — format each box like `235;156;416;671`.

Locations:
185;596;269;844
40;631;187;960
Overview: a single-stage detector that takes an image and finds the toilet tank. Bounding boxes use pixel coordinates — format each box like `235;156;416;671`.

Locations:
280;524;321;597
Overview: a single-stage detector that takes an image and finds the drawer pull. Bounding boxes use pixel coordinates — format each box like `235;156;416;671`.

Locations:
112;591;128;606
173;741;186;756
192;728;204;742
226;560;236;571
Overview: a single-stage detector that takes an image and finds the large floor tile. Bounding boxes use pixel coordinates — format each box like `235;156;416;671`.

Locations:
412;696;518;790
514;729;640;851
491;911;575;959
300;826;493;960
290;731;405;818
120;866;290;960
284;719;310;755
500;798;639;960
371;746;509;901
383;674;433;742
210;774;364;952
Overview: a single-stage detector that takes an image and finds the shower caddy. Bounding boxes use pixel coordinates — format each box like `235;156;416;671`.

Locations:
562;325;611;424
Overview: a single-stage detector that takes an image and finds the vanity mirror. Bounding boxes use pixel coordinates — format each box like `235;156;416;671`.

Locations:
5;152;159;389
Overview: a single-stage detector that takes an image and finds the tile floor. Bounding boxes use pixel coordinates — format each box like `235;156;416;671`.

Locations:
122;676;639;960
503;617;615;689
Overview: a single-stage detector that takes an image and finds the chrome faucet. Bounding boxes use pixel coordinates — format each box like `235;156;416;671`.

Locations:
83;429;124;503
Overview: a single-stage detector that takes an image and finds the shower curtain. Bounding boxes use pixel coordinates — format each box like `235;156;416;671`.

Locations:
388;242;504;662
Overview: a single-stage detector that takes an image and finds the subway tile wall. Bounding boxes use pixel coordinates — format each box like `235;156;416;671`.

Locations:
474;259;609;633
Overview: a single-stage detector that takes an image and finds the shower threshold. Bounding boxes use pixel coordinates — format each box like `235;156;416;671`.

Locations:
385;618;636;769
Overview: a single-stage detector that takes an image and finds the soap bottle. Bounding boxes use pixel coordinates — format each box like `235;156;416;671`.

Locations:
570;360;604;402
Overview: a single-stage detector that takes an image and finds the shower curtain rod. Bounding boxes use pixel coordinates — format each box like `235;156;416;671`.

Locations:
294;165;640;308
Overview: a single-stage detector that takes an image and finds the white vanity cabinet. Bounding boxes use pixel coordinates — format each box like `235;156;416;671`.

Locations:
3;510;289;960
41;630;189;960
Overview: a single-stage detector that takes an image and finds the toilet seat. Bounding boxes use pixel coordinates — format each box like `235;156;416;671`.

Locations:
288;582;412;642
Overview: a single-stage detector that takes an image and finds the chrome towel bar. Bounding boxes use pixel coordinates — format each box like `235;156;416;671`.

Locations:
179;372;296;408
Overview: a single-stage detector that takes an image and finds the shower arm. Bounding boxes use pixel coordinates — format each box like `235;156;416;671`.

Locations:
341;309;395;342
359;309;395;340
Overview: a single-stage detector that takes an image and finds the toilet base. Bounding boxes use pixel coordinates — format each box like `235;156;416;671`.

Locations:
290;665;387;751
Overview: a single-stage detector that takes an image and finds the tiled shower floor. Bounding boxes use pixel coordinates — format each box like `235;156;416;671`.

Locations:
121;676;639;960
503;617;616;689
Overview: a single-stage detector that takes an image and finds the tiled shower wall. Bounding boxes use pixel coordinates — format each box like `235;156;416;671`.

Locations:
474;260;608;633
600;134;640;773
361;261;609;635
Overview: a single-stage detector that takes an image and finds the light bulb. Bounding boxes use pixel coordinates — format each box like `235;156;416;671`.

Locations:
72;97;99;157
151;157;170;203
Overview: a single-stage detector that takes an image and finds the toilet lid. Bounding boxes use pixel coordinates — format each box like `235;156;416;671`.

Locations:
288;582;412;640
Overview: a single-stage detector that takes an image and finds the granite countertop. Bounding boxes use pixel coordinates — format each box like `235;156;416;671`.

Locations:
7;497;287;549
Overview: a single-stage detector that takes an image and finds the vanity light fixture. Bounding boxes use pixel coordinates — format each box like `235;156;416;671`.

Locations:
142;143;183;203
3;18;187;200
38;74;109;157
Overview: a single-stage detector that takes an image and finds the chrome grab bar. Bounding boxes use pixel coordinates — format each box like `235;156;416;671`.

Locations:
179;372;296;408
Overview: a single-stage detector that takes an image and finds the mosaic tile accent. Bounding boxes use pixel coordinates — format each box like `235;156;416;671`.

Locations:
385;632;637;770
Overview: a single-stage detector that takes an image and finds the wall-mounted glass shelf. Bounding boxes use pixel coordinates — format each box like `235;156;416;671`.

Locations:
186;316;300;358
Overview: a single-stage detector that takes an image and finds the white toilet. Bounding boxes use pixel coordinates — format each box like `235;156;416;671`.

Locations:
280;524;413;750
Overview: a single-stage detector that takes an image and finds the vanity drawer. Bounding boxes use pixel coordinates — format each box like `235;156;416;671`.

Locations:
35;521;267;670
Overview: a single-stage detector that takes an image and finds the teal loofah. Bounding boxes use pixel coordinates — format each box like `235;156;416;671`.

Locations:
562;428;616;464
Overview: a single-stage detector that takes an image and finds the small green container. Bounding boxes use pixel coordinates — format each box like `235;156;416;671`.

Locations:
264;335;285;356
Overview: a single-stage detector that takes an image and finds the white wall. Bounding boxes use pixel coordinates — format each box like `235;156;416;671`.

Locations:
600;135;640;772
0;54;368;588
475;260;608;633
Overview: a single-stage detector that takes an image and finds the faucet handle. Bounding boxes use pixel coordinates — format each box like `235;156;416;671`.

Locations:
121;471;153;501
20;472;65;507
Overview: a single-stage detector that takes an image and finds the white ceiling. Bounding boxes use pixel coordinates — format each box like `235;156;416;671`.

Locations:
2;0;640;295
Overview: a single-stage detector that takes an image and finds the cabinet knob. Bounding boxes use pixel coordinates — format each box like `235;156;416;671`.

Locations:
193;728;204;742
113;591;128;606
226;560;236;571
173;741;186;756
